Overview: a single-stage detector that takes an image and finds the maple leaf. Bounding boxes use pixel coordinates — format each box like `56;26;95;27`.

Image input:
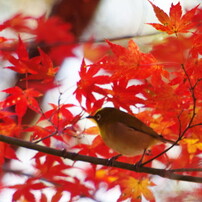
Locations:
34;15;74;44
0;13;33;33
95;168;118;184
0;110;15;119
39;103;75;126
170;145;200;169
24;48;59;83
0;86;42;123
74;59;109;108
0;117;21;163
82;98;106;114
84;166;119;191
83;39;109;62
148;1;199;34
0;142;18;164
151;36;192;65
92;40;168;85
0;37;9;49
33;15;75;64
4;37;38;74
118;177;155;202
34;154;71;181
106;79;145;112
25;125;52;146
52;191;63;202
182;138;202;154
144;83;183;116
0;116;22;137
51;178;93;201
9;178;47;201
190;34;202;57
36;104;82;143
184;59;202;90
192;8;202;33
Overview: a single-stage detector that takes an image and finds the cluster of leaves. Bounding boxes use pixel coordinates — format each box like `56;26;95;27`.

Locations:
0;1;202;201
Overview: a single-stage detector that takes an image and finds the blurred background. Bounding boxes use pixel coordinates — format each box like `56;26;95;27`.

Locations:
0;0;201;201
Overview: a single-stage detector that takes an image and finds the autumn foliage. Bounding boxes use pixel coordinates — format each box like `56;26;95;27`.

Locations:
0;2;202;201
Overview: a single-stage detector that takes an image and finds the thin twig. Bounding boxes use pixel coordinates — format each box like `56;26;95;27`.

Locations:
0;32;164;52
33;131;57;144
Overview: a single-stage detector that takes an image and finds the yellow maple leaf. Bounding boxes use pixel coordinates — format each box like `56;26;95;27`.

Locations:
96;169;118;183
182;138;202;153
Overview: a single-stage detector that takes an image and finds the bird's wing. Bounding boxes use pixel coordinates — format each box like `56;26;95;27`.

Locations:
121;112;176;144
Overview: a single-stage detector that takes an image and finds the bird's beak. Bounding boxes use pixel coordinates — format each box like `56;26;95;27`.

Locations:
86;115;94;119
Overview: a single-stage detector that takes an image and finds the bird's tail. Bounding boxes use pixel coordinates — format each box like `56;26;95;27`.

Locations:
159;135;179;145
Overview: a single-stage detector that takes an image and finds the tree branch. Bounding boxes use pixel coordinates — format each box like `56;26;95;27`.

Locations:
0;134;202;183
169;168;202;172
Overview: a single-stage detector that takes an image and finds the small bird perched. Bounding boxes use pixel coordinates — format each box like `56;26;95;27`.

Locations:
87;107;176;157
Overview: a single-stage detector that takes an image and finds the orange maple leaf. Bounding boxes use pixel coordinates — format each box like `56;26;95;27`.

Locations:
83;39;109;62
119;177;155;201
148;1;199;34
92;40;168;85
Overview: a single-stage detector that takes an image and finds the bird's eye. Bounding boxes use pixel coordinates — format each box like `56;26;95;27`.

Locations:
95;113;101;121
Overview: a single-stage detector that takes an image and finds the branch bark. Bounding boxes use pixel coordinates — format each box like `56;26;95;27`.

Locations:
0;134;202;183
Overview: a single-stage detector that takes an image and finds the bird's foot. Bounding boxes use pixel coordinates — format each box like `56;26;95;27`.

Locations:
134;159;143;168
145;149;151;156
107;154;122;166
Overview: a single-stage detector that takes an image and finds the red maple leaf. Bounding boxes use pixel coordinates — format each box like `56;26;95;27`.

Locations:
53;178;93;200
33;15;75;64
151;36;192;65
106;79;145;112
34;15;74;44
77;135;115;158
36;104;81;143
0;13;33;33
82;98;106;115
4;37;38;74
25;125;52;146
74;59;109;108
9;178;46;201
0;87;42;123
0;142;19;164
148;1;199;34
39;103;75;126
24;48;59;83
34;154;71;180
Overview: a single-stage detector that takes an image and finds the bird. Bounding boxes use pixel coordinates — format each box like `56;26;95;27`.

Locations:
87;107;176;157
